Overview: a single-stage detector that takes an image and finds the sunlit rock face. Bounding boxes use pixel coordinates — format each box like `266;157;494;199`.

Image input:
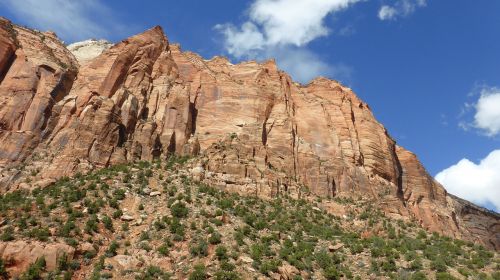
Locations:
67;39;113;65
0;17;498;250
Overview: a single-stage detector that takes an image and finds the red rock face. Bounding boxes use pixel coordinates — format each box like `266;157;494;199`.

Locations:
0;241;75;277
0;19;77;166
0;17;498;250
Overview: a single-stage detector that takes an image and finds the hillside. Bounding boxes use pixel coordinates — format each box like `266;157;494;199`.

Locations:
0;157;498;279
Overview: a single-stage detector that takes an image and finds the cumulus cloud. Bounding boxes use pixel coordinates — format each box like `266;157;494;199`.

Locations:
215;0;361;83
460;86;500;137
378;0;427;21
378;6;398;20
435;150;500;212
266;47;353;83
215;22;265;58
473;88;500;137
0;0;123;42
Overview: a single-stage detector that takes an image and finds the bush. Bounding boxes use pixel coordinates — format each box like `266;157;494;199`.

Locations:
190;239;208;257
209;232;222;245
59;221;76;237
214;270;240;280
158;243;170;256
0;259;9;279
189;264;207;280
29;227;50;242
431;259;447;272
0;227;14;241
215;245;228;260
411;272;427;280
381;257;397;272
139;231;150;241
234;231;245;246
57;253;69;271
102;215;113;231
85;215;99;234
21;257;46;280
315;249;332;269
435;272;457;280
135;266;171;280
410;258;423;271
169;218;185;238
259;259;280;275
323;265;340;280
113;189;126;200
105;241;119;257
171;202;188;218
112;209;123;219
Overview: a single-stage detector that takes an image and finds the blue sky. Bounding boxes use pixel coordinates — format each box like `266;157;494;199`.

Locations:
1;0;499;211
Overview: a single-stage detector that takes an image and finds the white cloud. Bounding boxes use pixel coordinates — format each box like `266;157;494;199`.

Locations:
247;0;360;47
378;6;397;20
436;150;500;212
378;0;427;21
215;22;265;58
0;0;122;42
473;88;500;137
215;0;361;83
267;47;352;83
459;86;500;137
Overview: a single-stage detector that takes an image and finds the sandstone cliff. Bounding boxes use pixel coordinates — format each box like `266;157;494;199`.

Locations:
0;17;498;250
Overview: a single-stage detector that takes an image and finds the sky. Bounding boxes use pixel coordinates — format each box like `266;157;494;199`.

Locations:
1;0;499;212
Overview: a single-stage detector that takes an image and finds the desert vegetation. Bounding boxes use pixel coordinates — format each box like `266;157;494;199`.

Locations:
0;156;498;279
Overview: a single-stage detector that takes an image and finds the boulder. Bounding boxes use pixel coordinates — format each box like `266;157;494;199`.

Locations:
0;241;75;277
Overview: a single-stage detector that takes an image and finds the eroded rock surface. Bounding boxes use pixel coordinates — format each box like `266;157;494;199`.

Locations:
67;39;113;64
0;17;498;250
0;241;75;277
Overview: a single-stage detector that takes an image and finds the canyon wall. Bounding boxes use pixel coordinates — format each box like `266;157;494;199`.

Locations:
0;18;498;249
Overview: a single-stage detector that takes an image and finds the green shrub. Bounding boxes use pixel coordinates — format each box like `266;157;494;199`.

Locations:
169;218;185;238
20;257;46;280
215;245;228;260
431;259;447;272
410;257;423;271
105;241;119;257
0;259;9;279
139;231;150;241
323;265;340;280
28;227;50;242
57;253;69;271
85;215;99;234
190;239;208;257
209;232;222;245
0;227;14;241
158;243;170;256
113;189;126;200
102;215;113;231
189;264;207;280
214;270;240;280
411;272;427;280
171;202;188;218
435;272;457;280
315;249;332;269
259;259;280;275
135;266;171;280
112;209;123;219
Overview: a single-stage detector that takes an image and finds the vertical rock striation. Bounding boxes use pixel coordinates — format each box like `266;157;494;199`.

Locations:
0;18;498;250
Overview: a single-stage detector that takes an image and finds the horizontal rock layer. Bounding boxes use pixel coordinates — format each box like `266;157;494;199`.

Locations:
0;17;498;250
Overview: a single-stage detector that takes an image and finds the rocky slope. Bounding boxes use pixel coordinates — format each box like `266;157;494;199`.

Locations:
0;15;498;254
0;159;498;279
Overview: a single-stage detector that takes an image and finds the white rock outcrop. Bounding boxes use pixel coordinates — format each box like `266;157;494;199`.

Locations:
67;39;113;64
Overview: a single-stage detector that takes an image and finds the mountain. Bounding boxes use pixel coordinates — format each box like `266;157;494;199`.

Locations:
0;16;498;278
